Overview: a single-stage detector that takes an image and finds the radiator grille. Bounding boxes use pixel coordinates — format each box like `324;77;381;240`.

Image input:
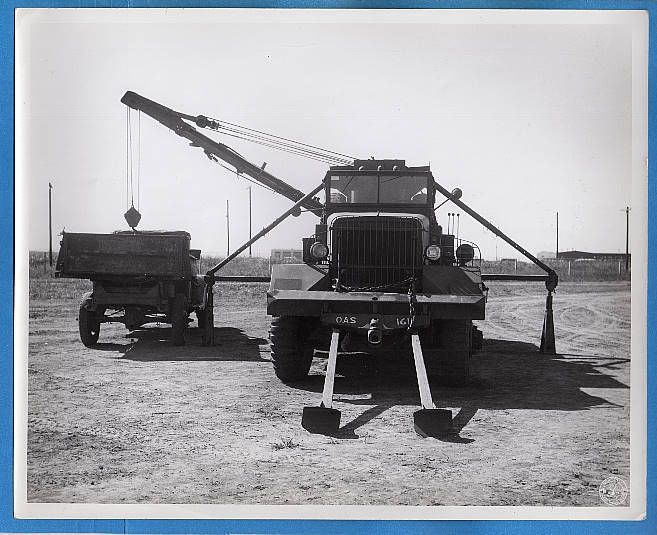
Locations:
330;216;423;290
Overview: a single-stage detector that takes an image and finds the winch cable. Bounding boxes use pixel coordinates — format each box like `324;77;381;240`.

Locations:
126;108;136;210
212;117;354;161
217;130;350;165
125;107;130;210
198;119;353;165
137;110;141;211
191;115;354;166
208;129;348;166
124;108;143;229
208;129;346;166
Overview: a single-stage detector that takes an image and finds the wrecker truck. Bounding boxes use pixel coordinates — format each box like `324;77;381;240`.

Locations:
120;91;558;436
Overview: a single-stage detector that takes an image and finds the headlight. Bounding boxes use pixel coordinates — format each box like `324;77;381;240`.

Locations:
425;244;441;261
309;242;329;260
456;243;475;264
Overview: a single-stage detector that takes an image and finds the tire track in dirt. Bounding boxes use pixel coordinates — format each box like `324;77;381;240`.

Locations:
480;288;630;358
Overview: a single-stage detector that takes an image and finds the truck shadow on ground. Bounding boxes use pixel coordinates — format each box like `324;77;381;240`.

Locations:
294;338;629;442
95;326;269;362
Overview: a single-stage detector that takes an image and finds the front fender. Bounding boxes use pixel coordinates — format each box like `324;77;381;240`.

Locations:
269;264;330;292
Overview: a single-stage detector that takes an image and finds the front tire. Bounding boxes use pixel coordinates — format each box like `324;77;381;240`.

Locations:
79;293;100;347
269;316;314;382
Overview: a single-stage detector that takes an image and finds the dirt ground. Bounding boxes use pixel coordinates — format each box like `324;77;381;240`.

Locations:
26;280;631;506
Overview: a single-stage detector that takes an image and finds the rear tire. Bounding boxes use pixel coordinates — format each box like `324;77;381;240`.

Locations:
79;293;100;347
270;316;314;382
170;292;187;346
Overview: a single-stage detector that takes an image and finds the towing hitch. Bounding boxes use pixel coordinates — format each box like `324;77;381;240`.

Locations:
367;317;383;345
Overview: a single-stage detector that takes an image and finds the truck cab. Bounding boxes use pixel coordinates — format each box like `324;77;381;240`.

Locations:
316;160;443;292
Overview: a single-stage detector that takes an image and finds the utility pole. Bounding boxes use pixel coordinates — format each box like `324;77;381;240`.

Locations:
625;206;630;271
48;182;53;267
556;211;559;260
248;186;252;257
226;199;230;256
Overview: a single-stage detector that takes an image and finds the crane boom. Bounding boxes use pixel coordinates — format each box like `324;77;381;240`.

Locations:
120;91;323;213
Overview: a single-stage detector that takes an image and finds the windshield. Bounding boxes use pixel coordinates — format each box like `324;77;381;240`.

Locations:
329;174;429;205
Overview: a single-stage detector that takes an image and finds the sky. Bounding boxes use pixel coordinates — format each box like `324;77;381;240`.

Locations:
16;9;638;259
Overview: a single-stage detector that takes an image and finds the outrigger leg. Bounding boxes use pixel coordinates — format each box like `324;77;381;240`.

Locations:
302;329;341;434
539;290;556;354
201;282;215;347
411;332;453;437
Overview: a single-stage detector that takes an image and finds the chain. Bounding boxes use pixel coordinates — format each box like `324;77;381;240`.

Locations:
335;275;416;293
407;278;418;333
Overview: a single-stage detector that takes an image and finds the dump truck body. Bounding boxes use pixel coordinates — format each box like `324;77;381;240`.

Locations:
56;231;207;346
55;231;195;279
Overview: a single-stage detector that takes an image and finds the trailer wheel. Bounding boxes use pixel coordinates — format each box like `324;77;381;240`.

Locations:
170;292;187;346
78;293;100;347
472;325;484;351
270;316;314;382
424;319;472;386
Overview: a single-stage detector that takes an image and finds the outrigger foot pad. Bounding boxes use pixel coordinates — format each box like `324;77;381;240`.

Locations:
413;408;453;438
301;406;341;434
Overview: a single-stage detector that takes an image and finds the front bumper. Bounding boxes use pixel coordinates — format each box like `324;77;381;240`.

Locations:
267;289;485;320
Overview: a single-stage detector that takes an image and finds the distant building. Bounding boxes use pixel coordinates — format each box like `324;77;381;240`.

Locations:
557;250;630;262
537;251;556;260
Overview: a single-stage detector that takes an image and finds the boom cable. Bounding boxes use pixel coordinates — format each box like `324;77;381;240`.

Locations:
208;124;350;164
212;117;354;161
212;129;346;165
193;115;354;166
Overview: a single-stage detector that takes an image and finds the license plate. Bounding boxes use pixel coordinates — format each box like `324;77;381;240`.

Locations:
321;313;429;329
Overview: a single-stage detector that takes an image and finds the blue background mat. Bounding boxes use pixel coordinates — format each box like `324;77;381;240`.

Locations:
1;1;654;533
